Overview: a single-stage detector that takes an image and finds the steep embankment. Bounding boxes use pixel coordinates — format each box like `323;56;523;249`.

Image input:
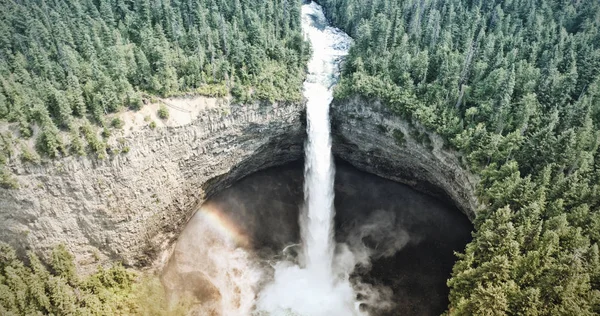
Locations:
0;99;305;269
331;97;479;220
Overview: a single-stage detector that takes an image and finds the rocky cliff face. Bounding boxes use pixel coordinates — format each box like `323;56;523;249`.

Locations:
0;101;305;269
331;97;479;220
0;96;478;270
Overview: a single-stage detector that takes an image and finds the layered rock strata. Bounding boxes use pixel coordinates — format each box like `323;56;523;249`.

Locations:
0;100;305;268
331;97;479;220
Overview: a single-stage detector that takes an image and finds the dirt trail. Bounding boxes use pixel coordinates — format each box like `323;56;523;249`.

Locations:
119;96;228;136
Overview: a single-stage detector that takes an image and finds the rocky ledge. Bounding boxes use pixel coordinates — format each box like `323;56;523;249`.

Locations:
0;100;305;269
331;97;479;220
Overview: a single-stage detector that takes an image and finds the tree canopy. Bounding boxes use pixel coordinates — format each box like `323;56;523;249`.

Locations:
0;0;309;184
0;242;188;315
319;0;600;313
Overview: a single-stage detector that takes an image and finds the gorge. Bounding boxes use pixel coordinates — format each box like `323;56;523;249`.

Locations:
0;6;477;274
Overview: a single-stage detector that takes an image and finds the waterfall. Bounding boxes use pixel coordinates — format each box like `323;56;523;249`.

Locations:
256;2;358;315
301;3;342;283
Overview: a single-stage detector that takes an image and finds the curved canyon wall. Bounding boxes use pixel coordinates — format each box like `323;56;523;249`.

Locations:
331;97;479;220
0;96;479;270
0;100;305;269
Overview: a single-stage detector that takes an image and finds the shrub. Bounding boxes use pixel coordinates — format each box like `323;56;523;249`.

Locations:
157;105;169;120
36;125;64;158
21;145;40;163
102;127;111;138
69;132;85;156
128;93;143;111
50;244;77;285
231;84;250;103
0;168;18;189
196;83;228;97
110;118;124;129
19;117;33;138
392;129;405;146
81;124;107;159
149;121;157;129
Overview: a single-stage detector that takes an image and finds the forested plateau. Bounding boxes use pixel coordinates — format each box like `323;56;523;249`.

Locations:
0;0;309;187
321;0;600;314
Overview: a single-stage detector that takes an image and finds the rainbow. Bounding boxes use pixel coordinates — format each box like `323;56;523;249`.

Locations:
196;202;251;248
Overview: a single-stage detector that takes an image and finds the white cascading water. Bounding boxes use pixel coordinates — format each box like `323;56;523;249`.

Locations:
256;2;359;315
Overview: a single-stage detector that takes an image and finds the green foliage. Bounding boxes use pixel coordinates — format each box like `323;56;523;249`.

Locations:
157;106;169;120
81;124;107;159
50;244;77;286
392;129;405;147
149;121;157;130
102;127;112;139
128;93;144;111
111;118;125;129
36;124;64;158
0;134;12;163
320;0;600;313
20;145;40;164
0;135;17;189
0;0;309;160
231;84;250;103
0;242;189;315
195;84;229;98
69;132;85;157
0;168;18;189
0;242;135;315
